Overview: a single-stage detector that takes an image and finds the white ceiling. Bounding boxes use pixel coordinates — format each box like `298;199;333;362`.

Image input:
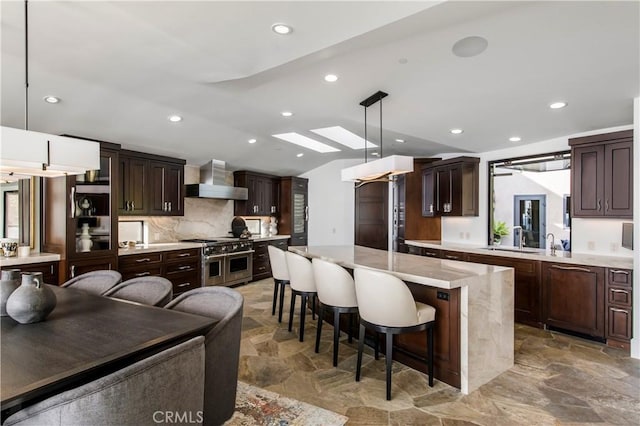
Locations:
1;1;638;176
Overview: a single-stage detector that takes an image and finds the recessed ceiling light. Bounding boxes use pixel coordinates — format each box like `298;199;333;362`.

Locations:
296;153;304;158
509;136;522;142
395;138;405;143
272;23;292;35
371;152;379;157
248;139;257;144
452;36;488;58
310;126;376;150
43;96;60;104
168;115;182;122
549;101;567;109
450;128;464;134
324;74;338;83
272;132;340;153
281;111;293;117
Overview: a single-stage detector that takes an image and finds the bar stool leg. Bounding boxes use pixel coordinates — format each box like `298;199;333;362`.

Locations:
348;313;354;343
278;281;287;323
356;323;366;381
288;293;296;332
315;305;324;353
427;324;434;387
385;331;393;400
312;294;316;320
272;280;279;316
333;309;340;367
374;333;379;360
300;295;307;342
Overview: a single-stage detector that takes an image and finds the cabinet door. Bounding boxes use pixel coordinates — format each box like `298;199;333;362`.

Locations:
261;177;273;216
148;161;167;215
149;162;184;216
572;145;605;217
604;141;633;217
291;188;308;245
68;256;118;281
119;156;148;215
7;261;59;286
421;168;435;217
607;306;632;341
435;167;450;215
542;263;605;338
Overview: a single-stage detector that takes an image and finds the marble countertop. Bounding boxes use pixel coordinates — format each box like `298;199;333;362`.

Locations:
289;245;510;290
405;240;634;269
247;235;290;242
0;253;61;267
118;242;204;256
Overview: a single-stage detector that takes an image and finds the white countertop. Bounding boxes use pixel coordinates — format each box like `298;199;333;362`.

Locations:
247;235;290;242
289;245;510;290
405;240;634;270
118;242;204;256
0;252;61;267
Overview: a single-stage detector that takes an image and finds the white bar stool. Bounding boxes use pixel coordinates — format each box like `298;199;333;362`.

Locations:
354;267;435;400
268;245;290;323
284;251;317;342
312;258;358;367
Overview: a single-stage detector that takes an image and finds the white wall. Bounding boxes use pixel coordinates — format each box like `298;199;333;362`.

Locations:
632;97;639;359
301;159;360;246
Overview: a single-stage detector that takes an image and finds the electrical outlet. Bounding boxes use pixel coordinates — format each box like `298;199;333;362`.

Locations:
587;241;595;250
465;232;470;240
610;242;619;252
154;233;160;241
459;232;464;239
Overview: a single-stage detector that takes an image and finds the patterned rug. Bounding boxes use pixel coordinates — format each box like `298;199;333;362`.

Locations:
225;382;348;426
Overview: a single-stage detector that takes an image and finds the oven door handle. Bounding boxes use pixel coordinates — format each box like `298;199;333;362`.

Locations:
204;254;228;260
227;250;255;256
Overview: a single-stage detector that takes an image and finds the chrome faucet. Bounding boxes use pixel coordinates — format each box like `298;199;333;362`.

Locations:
512;226;524;250
546;233;556;255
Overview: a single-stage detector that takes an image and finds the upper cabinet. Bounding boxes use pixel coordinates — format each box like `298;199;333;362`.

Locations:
233;171;279;216
118;150;185;216
570;130;633;218
422;156;480;217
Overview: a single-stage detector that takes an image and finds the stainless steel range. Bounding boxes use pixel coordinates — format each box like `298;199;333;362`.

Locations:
182;239;254;287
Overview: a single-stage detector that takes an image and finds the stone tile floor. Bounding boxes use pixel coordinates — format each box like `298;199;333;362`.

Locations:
236;279;640;425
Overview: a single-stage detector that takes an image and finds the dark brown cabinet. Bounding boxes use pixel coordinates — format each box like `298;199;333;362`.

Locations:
542;263;605;338
605;268;633;348
43;142;120;282
570;130;633;218
234;171;279;216
251;238;289;281
422;157;479;217
120;151;185;216
279;177;308;246
2;261;59;285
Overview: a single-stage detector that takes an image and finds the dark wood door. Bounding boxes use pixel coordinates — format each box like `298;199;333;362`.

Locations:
355;182;388;250
68;256;118;281
261;177;274;215
542;263;605;338
572;145;605;217
119;156;148;215
435;167;450;215
148;161;166;215
604;141;633;217
4;261;60;286
421;168;435;217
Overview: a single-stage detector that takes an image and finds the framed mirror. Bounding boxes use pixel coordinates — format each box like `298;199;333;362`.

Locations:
1;176;35;248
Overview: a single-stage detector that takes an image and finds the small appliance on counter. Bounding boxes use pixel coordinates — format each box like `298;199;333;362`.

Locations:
230;216;248;238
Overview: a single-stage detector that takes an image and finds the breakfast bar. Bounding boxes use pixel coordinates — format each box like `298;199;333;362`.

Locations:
289;245;515;394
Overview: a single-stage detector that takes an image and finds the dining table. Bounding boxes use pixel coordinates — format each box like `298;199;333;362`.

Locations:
0;285;216;420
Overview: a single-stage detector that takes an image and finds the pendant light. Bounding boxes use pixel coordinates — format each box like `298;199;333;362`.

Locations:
341;90;413;183
1;0;99;178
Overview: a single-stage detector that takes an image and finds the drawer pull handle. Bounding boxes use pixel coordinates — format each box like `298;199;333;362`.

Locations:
550;265;591;273
610;289;629;294
444;255;459;260
610;308;629;313
135;272;151;277
135;258;151;263
178;266;192;270
178;253;190;257
258;266;266;271
610;270;629;275
177;282;191;288
425;252;437;257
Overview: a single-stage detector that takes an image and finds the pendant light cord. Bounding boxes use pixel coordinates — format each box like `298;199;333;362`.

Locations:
379;98;382;158
24;0;29;131
363;104;368;164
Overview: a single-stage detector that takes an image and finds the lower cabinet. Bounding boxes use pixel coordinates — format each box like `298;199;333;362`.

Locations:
118;248;200;296
2;261;59;286
67;256;118;284
251;238;288;282
542;263;605;339
606;268;633;349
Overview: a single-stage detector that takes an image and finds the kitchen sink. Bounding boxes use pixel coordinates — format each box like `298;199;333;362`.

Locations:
484;246;540;254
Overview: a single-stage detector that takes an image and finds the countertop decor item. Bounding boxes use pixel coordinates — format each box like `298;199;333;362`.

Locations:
269;216;278;236
79;223;93;252
1;240;18;257
6;271;57;324
1;269;21;317
492;221;510;245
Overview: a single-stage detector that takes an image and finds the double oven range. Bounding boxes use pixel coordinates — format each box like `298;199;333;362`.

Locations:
182;239;254;287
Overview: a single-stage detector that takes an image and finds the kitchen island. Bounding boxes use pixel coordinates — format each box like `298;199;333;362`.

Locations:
289;245;514;394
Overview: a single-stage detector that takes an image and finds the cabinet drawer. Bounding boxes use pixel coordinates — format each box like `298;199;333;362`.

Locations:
253;241;269;252
607;286;632;307
270;239;288;249
607;268;632;287
119;252;162;268
165;260;198;274
441;250;466;261
254;263;270;276
423;248;441;258
121;265;163;281
607;306;632;340
254;250;269;263
165;249;200;262
167;271;200;294
290;236;307;246
7;262;59;285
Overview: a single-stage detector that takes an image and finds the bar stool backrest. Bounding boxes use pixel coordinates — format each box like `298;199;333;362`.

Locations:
284;252;317;293
354;268;419;327
268;246;290;281
312;258;357;308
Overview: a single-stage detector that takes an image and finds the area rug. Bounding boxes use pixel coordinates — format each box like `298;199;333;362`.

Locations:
225;381;348;426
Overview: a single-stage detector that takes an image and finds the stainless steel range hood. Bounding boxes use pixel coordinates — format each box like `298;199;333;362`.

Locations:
185;160;248;200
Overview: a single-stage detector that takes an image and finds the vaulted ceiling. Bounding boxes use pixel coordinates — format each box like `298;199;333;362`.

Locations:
1;1;638;176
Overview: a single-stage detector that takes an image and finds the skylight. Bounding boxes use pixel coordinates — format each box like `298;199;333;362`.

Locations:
310;126;377;150
272;133;341;153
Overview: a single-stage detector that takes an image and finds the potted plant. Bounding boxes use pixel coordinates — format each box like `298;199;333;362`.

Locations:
493;221;509;245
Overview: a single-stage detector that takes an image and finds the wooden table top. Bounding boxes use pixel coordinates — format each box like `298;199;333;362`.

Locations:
1;285;215;413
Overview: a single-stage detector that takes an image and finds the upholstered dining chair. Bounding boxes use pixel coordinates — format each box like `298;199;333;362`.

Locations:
267;245;290;323
312;258;358;367
164;286;244;426
284;251;317;342
61;270;122;295
3;336;205;426
353;268;436;400
103;276;173;307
